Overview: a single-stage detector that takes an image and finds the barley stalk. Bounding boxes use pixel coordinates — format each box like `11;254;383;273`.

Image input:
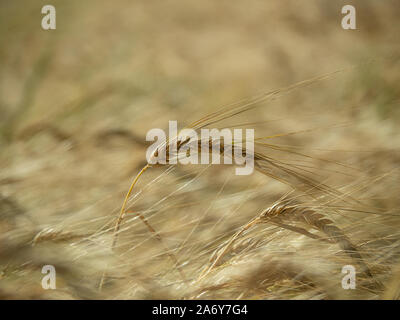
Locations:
200;203;382;289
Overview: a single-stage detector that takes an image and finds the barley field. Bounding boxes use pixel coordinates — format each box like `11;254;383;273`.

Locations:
0;0;400;299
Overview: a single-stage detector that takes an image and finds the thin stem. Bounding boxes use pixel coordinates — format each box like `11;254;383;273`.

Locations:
198;217;261;281
99;164;150;291
112;164;150;249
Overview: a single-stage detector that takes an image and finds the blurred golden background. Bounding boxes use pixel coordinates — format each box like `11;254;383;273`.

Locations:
0;0;399;299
